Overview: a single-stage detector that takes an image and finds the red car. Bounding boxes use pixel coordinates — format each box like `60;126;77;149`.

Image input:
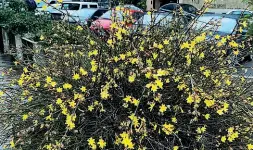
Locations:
90;5;144;31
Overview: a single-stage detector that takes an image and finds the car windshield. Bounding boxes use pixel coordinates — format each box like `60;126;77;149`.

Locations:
194;16;237;35
76;9;97;18
139;14;172;25
62;3;80;10
100;10;124;20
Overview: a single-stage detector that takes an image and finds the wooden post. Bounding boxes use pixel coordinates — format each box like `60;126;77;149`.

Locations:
2;28;9;54
15;34;23;61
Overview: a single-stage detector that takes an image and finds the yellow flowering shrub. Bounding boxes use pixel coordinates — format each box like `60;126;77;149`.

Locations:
0;2;253;150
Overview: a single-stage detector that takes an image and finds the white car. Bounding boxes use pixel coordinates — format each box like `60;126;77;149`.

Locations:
50;2;99;20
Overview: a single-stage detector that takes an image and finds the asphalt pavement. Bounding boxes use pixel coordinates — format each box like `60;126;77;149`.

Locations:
236;59;253;78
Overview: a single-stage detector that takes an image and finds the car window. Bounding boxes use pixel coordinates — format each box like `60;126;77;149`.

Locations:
132;12;143;20
139;14;172;25
160;4;175;11
90;5;98;8
194;16;237;35
231;11;252;15
91;10;107;20
50;1;56;4
62;3;80;10
100;10;126;20
181;4;197;14
82;5;88;9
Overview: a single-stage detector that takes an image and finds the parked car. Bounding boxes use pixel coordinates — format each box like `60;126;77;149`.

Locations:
192;14;252;62
90;5;144;31
133;12;188;32
68;8;108;26
159;3;198;21
51;2;99;20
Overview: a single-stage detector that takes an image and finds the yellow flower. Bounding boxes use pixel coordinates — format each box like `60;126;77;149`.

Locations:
50;81;57;87
124;96;132;103
76;25;83;31
204;99;215;108
151;84;158;92
107;39;113;45
186;95;194;104
69;101;76;108
129;113;139;128
56;87;63;93
39;35;44;40
101;89;110;100
97;138;106;149
159;104;167;113
72;73;80;80
247;144;253;150
229;40;239;48
80;86;87;92
241;21;247;28
162;123;174;135
132;98;139;106
66;114;75;130
88;137;97;150
173;146;179;150
217;109;224;115
145;72;152;79
148;102;155;112
214;34;220;39
199;52;205;59
22;114;29;121
23;67;28;73
204;114;210;120
56;98;62;105
63;83;72;89
88;105;94;111
79;67;88;76
158;44;164;49
42;5;48;11
10;140;15;148
28;96;33;102
163;39;169;45
57;0;63;3
128;73;136;83
221;136;226;143
0;91;4;96
155;79;163;89
46;76;52;83
35;82;41;87
171;117;177;123
203;69;211;77
120;132;135;149
180;42;190;49
225;79;231;86
147;11;151;15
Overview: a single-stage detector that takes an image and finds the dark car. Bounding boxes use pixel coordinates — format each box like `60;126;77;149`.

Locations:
192;14;252;63
159;3;198;21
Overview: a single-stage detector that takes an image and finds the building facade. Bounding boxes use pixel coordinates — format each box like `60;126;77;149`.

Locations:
146;0;249;10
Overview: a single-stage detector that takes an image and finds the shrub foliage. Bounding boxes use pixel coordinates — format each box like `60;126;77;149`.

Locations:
0;2;253;150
